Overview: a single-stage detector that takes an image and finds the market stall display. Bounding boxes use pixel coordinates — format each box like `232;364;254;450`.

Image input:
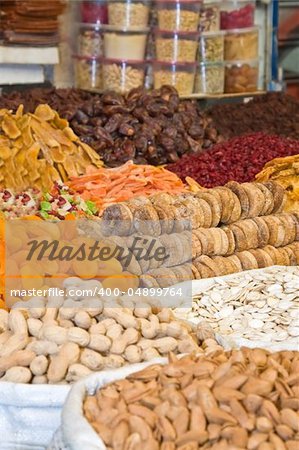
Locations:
81;348;299;449
175;266;299;347
167;133;299;187
70;0;262;94
0;4;299;450
0;184;98;220
208;92;299;141
101;180;299;285
0;86;220;166
0;290;207;384
256;154;299;214
68;161;186;211
0;104;102;191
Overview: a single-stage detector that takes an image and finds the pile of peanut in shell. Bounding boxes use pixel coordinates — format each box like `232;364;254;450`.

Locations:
0;279;215;384
174;266;299;348
84;348;299;450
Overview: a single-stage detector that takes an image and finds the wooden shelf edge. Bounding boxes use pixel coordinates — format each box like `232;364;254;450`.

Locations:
180;90;267;100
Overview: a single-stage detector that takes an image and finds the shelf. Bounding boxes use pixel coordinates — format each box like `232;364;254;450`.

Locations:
0;46;59;64
0;64;44;85
180;91;267;100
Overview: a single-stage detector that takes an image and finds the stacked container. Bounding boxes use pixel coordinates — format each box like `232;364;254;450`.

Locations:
220;0;259;93
101;0;151;93
73;1;108;90
195;0;225;95
152;0;201;95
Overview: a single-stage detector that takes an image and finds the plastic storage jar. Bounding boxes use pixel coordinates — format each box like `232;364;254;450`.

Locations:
77;24;103;56
198;31;224;62
103;25;149;60
108;0;151;27
194;61;224;93
152;60;196;95
199;0;220;32
80;1;108;24
224;26;258;60
224;59;259;93
73;55;102;89
155;0;201;32
102;58;146;93
220;0;256;30
154;29;199;62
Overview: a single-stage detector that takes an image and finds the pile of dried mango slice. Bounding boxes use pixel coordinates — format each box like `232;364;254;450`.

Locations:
256;154;299;213
0;104;102;191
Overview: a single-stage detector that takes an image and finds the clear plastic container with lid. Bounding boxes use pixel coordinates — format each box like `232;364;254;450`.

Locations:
220;0;256;30
73;55;102;90
103;25;149;60
80;1;108;24
198;31;224;62
224;26;259;61
152;60;196;95
224;59;259;93
155;0;202;32
102;58;146;93
154;29;199;62
108;0;151;27
199;0;220;32
76;23;103;57
194;61;224;94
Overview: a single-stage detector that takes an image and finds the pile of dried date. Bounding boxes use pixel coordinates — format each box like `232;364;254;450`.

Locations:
0;86;220;166
84;348;299;450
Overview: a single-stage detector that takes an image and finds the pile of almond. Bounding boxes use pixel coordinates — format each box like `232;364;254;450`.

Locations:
84;348;299;450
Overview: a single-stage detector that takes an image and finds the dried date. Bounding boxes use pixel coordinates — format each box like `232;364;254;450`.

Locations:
0;86;220;166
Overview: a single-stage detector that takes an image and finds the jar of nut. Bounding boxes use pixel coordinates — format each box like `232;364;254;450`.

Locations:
152;60;196;95
102;58;147;93
108;0;151;27
73;55;102;90
194;61;224;94
199;0;221;32
198;30;224;62
155;0;201;32
154;29;199;62
224;59;259;93
77;23;103;57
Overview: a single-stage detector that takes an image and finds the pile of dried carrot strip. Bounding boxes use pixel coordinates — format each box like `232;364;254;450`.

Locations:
68;161;186;212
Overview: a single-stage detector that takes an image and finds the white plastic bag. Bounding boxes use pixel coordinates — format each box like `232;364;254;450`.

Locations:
48;358;167;450
0;382;70;450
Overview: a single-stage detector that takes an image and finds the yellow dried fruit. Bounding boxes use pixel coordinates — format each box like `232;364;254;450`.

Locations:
256;154;299;212
0;105;102;191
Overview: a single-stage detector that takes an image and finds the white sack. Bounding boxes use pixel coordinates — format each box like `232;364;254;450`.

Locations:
48;358;167;450
0;382;70;450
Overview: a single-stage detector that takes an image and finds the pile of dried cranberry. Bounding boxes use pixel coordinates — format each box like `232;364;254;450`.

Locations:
167;132;299;188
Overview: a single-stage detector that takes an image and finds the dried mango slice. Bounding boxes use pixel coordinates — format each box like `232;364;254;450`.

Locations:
63;127;78;141
0;105;102;191
2;114;21;139
0;145;11;160
34;104;56;122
